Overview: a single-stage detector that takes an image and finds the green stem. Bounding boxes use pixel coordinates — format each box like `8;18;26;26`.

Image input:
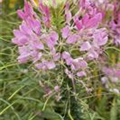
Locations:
56;74;82;120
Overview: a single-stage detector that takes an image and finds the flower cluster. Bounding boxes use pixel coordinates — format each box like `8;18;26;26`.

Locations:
101;64;120;93
110;2;120;46
12;0;59;70
12;0;120;82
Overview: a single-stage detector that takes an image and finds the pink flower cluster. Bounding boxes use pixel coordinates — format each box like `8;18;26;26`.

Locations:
12;0;59;70
110;2;120;46
102;66;120;81
101;65;120;93
12;0;120;79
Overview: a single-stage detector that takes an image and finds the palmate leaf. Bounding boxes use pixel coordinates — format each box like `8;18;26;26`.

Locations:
116;98;120;119
43;0;66;6
50;3;65;35
41;110;64;120
32;0;66;8
110;98;117;120
96;96;109;119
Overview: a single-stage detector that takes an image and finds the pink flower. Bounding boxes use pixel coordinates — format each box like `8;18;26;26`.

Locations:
74;16;83;30
65;69;74;80
12;30;29;46
65;3;72;24
35;62;47;70
12;21;34;46
93;28;108;46
62;51;71;59
61;26;79;44
20;21;33;35
101;77;108;84
54;86;60;92
85;13;102;28
62;52;73;65
17;46;31;63
12;0;110;79
61;26;70;39
27;18;41;35
66;34;79;44
46;61;56;69
102;67;113;76
71;58;87;70
46;31;58;49
39;2;51;27
74;13;102;30
79;0;90;9
32;52;42;63
77;71;87;77
17;0;35;20
114;38;120;46
87;50;99;60
116;69;120;77
80;41;92;51
50;31;59;42
53;53;61;61
35;60;56;70
109;88;119;94
103;67;120;78
29;38;44;50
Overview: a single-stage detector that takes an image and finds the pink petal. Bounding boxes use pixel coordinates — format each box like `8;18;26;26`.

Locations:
65;57;73;65
17;0;34;20
80;42;91;51
39;3;51;27
30;40;44;50
20;22;32;35
93;29;108;46
24;0;33;14
46;38;55;49
82;14;90;25
17;10;25;19
46;31;58;49
87;50;99;59
61;26;70;39
77;71;86;77
46;61;56;69
62;52;73;65
85;13;102;28
79;0;90;8
66;11;72;24
114;69;120;78
65;69;74;79
50;31;58;42
79;60;88;68
12;36;29;46
17;46;30;63
75;19;83;30
65;3;72;23
13;30;23;38
27;18;41;35
71;58;87;70
67;34;79;44
32;52;42;63
17;55;29;63
35;63;46;70
62;51;71;59
53;53;61;61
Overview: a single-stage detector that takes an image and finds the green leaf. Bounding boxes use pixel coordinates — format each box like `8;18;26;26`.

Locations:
41;110;64;120
110;99;117;120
